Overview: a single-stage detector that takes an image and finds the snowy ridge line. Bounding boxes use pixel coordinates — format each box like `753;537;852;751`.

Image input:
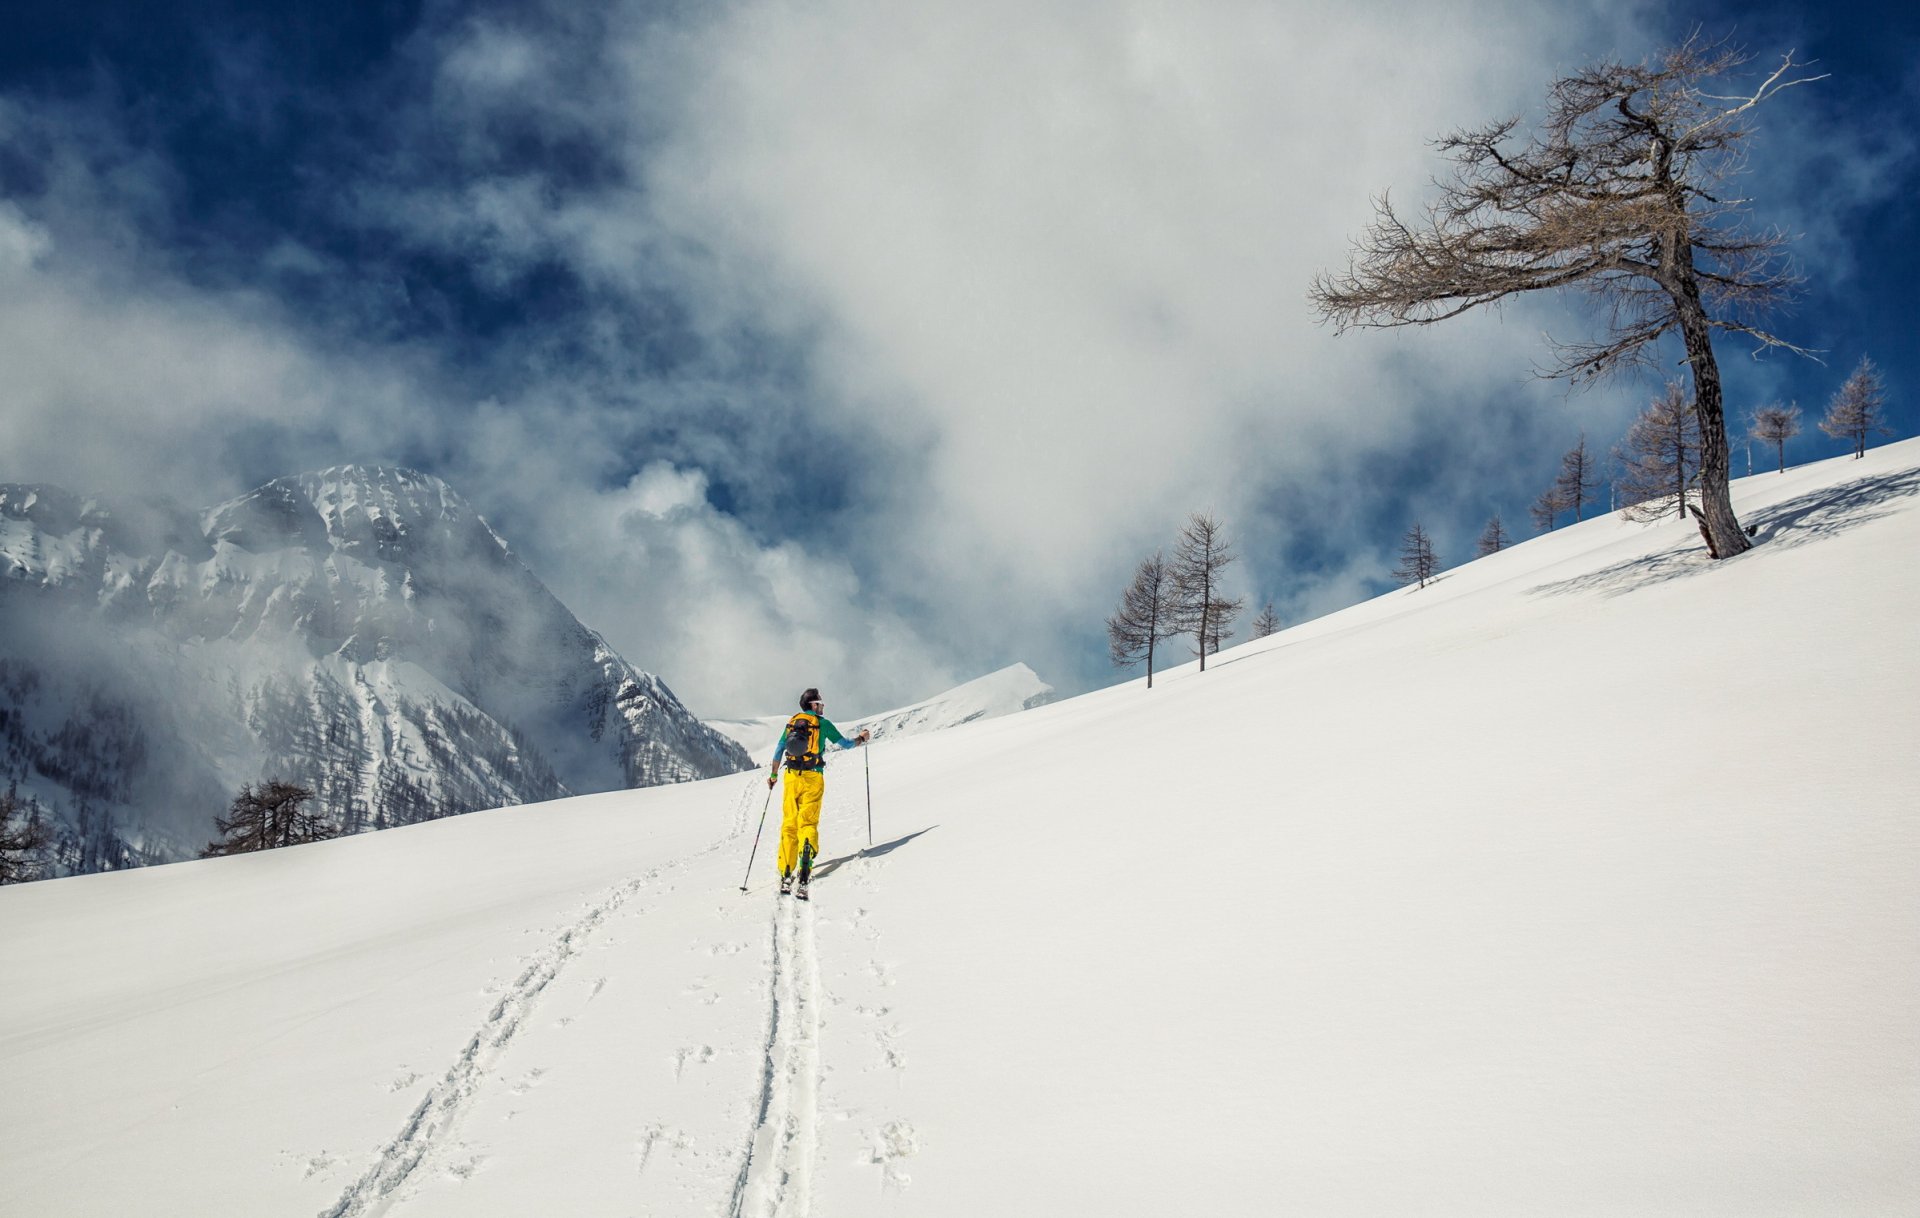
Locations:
729;897;822;1218
321;778;765;1218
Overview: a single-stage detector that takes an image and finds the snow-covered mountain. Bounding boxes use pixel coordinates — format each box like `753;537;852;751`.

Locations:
0;466;749;870
706;662;1055;765
3;442;1916;1215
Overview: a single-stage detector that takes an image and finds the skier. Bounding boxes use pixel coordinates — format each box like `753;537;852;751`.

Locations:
767;687;870;899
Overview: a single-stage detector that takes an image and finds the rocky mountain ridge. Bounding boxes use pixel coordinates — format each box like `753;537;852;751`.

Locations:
0;466;750;876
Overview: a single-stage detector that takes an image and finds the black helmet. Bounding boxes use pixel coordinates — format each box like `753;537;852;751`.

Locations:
798;687;822;711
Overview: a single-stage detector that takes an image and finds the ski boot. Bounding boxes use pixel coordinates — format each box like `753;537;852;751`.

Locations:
779;870;793;897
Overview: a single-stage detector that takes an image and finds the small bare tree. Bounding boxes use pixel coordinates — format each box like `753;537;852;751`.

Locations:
0;791;53;885
1530;487;1567;533
1749;401;1801;472
1107;551;1179;689
1251;601;1282;638
1312;38;1823;561
202;780;336;857
1393;523;1441;589
1819;356;1891;459
1616;382;1702;519
1170;513;1244;672
1476;515;1511;556
1555;434;1603;522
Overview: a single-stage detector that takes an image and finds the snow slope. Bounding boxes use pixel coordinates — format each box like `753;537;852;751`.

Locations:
708;662;1055;766
3;443;1917;1217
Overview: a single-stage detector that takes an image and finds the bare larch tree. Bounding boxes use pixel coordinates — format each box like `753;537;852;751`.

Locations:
1476;514;1511;556
1819;356;1891;459
1107;551;1179;689
1530;487;1567;533
1615;382;1702;519
0;791;54;884
1555;434;1604;522
1171;513;1244;672
1251;601;1282;638
1312;38;1823;560
1393;523;1441;589
201;780;336;857
1749;401;1801;472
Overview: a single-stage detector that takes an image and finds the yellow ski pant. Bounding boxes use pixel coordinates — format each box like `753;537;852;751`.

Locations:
778;768;824;876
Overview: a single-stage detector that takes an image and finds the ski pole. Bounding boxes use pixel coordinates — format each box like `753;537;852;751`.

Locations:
739;780;775;891
864;743;873;849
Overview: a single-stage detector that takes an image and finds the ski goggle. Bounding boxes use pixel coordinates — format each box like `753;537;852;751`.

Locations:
807;699;824;712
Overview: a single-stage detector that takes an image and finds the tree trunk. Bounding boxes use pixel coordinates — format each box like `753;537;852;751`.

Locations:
1668;261;1752;558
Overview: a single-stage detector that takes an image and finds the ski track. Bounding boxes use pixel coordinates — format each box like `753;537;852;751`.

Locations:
729;893;822;1218
318;778;764;1218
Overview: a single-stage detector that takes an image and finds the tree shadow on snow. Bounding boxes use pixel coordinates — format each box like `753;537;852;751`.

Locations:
1529;466;1920;602
809;825;938;882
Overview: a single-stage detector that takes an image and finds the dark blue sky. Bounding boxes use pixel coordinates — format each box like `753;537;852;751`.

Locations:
2;0;1914;714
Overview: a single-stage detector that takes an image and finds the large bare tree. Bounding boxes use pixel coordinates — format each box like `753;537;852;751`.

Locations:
1312;38;1822;560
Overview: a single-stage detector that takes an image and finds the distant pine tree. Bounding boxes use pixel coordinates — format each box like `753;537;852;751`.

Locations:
0;791;53;884
202;781;336;857
1251;601;1282;638
1819;356;1891;459
1476;515;1511;556
1107;552;1179;689
1530;487;1566;534
1616;383;1702;520
1554;434;1602;522
1393;523;1441;589
1749;402;1801;473
1170;513;1244;673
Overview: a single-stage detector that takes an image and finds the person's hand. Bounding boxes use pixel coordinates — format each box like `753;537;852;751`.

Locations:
767;773;777;789
857;729;872;744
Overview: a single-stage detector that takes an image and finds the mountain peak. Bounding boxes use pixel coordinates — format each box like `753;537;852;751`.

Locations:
204;465;508;561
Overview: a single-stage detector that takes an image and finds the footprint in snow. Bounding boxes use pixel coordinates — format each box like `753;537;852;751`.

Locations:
507;1067;548;1096
672;1045;717;1079
868;1120;920;1192
442;1151;486;1181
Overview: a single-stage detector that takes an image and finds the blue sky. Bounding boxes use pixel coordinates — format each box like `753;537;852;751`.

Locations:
2;0;1914;716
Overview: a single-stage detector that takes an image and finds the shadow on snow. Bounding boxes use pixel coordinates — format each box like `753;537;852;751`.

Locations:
1529;466;1920;601
809;826;938;883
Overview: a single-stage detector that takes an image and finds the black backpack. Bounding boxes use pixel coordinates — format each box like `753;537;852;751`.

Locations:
783;713;823;769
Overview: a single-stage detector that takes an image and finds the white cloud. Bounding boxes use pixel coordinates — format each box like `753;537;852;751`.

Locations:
613;0;1662;683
